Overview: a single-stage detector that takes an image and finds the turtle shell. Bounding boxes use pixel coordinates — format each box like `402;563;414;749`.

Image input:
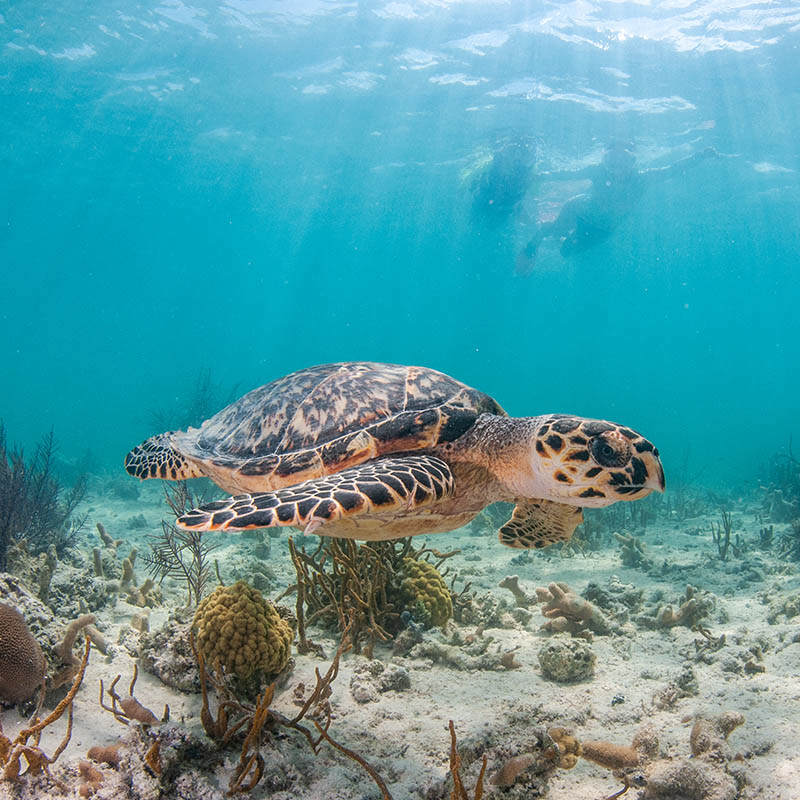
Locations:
173;361;504;492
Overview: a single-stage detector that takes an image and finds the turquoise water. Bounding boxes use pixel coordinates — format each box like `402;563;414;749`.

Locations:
2;2;799;489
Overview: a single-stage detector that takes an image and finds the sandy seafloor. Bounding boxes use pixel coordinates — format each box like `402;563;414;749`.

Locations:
1;478;799;800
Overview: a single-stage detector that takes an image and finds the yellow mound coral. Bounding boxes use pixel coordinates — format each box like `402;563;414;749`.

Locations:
399;558;452;628
193;581;292;683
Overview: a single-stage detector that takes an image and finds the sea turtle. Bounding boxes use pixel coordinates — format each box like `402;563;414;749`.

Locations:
125;362;664;549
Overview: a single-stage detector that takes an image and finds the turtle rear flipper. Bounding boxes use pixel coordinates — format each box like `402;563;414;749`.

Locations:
176;454;455;532
498;499;583;549
125;433;205;481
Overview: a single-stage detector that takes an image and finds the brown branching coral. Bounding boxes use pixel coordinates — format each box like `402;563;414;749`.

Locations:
226;687;273;793
0;635;91;780
283;536;458;658
313;721;394;799
99;663;168;727
447;720;486;800
36;546;57;603
285;536;394;657
193;619;393;797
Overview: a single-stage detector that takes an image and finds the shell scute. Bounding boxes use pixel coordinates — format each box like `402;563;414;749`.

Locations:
317;429;376;470
371;408;439;446
236;454;280;477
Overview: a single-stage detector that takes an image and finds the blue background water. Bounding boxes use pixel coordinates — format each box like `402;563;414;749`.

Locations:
2;1;798;489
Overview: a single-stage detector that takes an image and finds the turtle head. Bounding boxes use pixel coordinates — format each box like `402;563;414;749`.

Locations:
526;415;665;508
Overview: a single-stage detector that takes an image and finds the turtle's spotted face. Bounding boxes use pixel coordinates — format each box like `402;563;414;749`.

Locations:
530;415;665;508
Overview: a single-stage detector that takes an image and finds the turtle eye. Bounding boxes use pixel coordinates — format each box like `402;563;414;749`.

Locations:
590;435;631;468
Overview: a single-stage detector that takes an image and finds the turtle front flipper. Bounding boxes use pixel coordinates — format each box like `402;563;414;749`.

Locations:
125;433;205;482
498;500;584;549
176;455;455;532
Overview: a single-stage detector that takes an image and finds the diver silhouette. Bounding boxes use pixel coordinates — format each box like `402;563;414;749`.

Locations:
471;137;537;226
516;141;719;275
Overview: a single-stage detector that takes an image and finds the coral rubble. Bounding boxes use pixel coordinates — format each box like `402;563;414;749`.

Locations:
537;637;596;682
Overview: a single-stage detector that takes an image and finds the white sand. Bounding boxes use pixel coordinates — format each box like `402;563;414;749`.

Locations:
1;487;798;799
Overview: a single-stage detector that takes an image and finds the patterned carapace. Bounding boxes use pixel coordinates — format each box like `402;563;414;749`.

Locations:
126;362;503;494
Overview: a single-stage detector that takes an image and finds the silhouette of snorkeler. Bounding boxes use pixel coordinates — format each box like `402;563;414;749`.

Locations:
516;141;719;275
471;137;537;225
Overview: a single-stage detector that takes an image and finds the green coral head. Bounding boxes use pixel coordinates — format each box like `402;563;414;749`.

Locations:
192;580;292;683
399;558;453;628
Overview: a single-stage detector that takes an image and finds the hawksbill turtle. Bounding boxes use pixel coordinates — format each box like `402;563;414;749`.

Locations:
125;362;664;549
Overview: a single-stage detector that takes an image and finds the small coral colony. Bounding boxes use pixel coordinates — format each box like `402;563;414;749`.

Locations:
0;366;799;798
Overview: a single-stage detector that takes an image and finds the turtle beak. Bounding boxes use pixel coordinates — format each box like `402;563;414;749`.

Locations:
643;449;666;494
